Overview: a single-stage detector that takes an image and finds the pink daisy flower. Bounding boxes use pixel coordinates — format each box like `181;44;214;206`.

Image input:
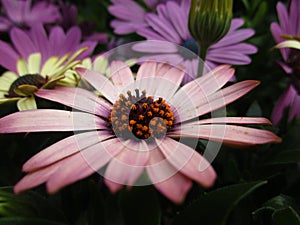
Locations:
0;61;281;204
0;0;61;32
270;0;300;124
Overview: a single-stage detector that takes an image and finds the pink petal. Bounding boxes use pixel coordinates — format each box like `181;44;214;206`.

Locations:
0;109;106;133
109;61;134;91
47;138;124;193
36;87;111;117
152;173;192;204
104;140;150;192
46;153;96;193
146;148;192;203
136;61;157;80
23;131;112;172
156;63;185;90
158;137;217;188
14;159;64;194
76;68;119;103
135;61;185;100
171;65;235;122
187;80;259;122
186;117;272;125
169;124;282;147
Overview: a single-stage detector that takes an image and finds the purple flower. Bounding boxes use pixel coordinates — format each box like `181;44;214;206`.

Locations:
0;23;97;72
270;0;300;64
56;0;108;44
0;0;61;32
108;0;181;34
270;0;300;124
272;85;300;124
132;1;256;83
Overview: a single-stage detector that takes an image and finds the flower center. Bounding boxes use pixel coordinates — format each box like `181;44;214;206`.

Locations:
109;89;175;140
181;38;199;55
7;74;48;98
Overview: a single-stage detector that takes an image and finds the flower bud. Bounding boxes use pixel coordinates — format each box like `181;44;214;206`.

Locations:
189;0;233;53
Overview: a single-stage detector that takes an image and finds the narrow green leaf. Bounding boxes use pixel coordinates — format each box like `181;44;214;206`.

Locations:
172;181;267;225
0;187;67;223
242;0;250;10
253;195;300;224
273;207;300;225
252;2;267;27
120;186;161;225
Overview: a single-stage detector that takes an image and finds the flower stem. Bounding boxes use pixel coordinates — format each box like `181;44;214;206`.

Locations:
197;44;208;78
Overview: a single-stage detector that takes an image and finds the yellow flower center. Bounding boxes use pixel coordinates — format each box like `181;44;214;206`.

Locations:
109;89;175;140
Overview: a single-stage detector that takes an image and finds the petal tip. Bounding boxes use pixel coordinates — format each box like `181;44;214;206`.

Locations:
75;67;88;75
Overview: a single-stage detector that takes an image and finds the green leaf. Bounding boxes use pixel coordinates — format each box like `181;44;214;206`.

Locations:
246;101;262;117
253;195;300;225
0;187;67;223
252;1;267;27
255;194;295;212
242;0;250;10
120;186;161;225
172;181;267;225
273;207;300;225
0;217;67;225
